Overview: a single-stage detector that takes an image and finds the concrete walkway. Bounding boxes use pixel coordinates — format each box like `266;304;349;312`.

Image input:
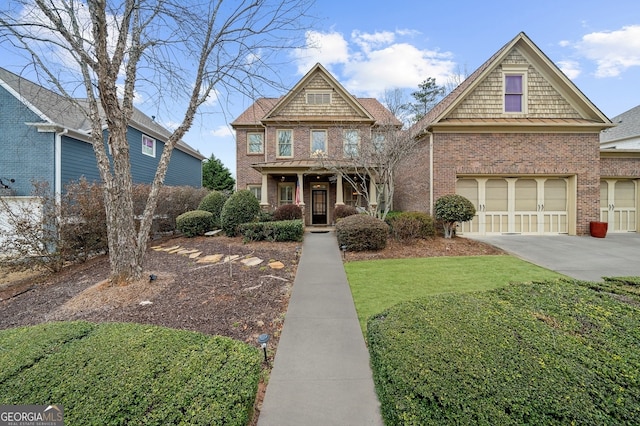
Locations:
258;231;383;426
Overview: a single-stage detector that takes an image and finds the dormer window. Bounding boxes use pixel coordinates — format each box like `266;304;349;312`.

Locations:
306;91;331;105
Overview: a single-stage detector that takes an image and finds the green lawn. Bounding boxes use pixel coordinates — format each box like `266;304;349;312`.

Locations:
345;255;565;331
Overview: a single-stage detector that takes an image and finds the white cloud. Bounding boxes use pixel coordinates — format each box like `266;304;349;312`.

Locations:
210;125;234;138
292;30;350;74
557;60;581;79
575;25;640;77
291;29;456;97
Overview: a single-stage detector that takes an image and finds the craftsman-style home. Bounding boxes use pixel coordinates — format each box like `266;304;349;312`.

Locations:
234;32;640;235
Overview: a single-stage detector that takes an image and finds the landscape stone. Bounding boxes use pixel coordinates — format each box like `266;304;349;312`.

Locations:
241;257;264;267
222;255;240;263
188;251;202;259
161;245;181;252
268;261;285;270
204;230;223;237
196;254;224;263
177;249;199;255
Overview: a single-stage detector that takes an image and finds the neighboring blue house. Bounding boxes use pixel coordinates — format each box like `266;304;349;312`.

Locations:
0;67;204;197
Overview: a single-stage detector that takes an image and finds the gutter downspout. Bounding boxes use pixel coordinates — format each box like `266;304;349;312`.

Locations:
55;128;68;204
428;131;434;214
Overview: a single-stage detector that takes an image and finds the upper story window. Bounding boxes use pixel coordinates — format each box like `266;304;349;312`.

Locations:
142;134;156;157
311;130;327;155
306;91;331;105
504;75;523;112
503;65;528;114
372;132;386;153
277;129;293;158
247;132;264;154
343;129;359;157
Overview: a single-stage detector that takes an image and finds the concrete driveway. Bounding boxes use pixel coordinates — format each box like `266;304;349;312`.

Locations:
471;233;640;282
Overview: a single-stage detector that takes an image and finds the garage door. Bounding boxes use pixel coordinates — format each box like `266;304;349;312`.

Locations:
600;179;637;232
457;177;568;235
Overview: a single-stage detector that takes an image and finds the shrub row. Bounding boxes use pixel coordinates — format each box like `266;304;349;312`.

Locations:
239;219;304;242
336;214;389;251
0;321;262;425
367;279;640;425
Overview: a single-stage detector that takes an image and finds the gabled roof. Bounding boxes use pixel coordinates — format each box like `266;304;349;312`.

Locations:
411;32;613;137
0;67;204;160
231;63;402;127
600;104;640;143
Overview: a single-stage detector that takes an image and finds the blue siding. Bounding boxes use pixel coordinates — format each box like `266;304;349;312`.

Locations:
0;85;55;196
127;126;202;187
60;136;102;187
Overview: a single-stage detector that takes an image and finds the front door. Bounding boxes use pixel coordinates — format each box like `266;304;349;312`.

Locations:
312;188;327;225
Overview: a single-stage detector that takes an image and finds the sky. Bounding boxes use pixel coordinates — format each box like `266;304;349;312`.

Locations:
1;0;639;175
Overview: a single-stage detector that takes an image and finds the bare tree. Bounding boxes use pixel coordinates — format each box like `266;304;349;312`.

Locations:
315;122;417;221
381;88;411;128
0;0;313;284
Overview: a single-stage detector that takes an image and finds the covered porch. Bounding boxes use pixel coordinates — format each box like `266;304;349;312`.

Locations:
251;160;378;226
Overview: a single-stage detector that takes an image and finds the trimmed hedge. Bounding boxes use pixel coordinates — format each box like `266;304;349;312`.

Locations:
387;211;435;241
220;190;260;237
176;210;214;237
197;191;228;228
0;321;262;425
273;204;303;221
239;219;304;242
367;279;640;425
334;204;358;221
335;214;388;251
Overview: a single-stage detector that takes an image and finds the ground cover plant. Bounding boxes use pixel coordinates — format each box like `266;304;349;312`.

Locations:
367;279;640;425
0;321;262;425
346;255;565;330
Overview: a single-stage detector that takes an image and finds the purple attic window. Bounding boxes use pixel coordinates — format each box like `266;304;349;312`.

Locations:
505;75;523;112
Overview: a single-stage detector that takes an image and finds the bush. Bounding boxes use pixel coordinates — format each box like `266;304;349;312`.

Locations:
334;204;358;221
176;210;214;237
367;279;640;425
388;211;436;241
256;210;275;222
434;194;476;238
273;204;303;221
239;219;304;242
335;214;388;251
197;191;228;228
220;190;260;237
0;321;261;425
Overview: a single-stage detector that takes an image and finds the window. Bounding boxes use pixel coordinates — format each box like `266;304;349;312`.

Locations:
248;185;261;203
277;129;293;157
247;133;264;154
306;92;331;105
343;129;359;157
504;74;524;113
142;134;156;157
311;130;327;155
372;132;385;153
279;183;294;205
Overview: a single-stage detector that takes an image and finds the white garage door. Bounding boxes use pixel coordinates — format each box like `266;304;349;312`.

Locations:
600;179;637;232
457;177;568;235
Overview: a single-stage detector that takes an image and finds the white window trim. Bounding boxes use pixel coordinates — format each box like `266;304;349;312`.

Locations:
247;184;262;203
310;129;328;156
277;129;294;158
343;129;360;158
247;132;264;155
142;134;156;158
278;182;295;205
502;64;528;114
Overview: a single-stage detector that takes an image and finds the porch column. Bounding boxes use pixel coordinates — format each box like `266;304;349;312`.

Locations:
260;173;269;208
296;173;306;207
335;172;344;205
369;175;378;213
